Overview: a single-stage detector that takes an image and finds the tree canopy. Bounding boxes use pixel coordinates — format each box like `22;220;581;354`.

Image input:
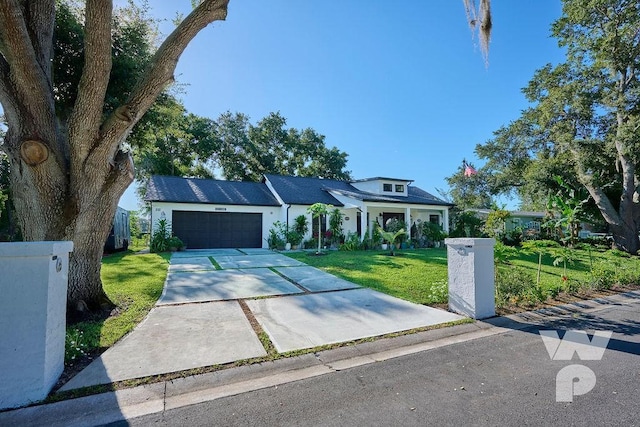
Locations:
215;111;351;182
474;0;640;253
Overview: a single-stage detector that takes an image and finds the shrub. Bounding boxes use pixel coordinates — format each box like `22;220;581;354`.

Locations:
150;219;171;253
589;261;617;290
150;219;186;252
371;222;383;248
168;236;185;251
427;280;448;304
286;230;303;246
267;221;286;249
328;208;344;246
422;222;447;247
340;231;361;251
293;214;309;238
495;266;536;307
494;241;517;265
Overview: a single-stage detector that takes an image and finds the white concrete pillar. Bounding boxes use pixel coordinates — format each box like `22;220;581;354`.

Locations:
0;241;74;410
443;208;450;233
361;206;368;241
445;238;495;319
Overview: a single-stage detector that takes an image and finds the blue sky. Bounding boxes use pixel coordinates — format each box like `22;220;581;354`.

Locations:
117;1;566;211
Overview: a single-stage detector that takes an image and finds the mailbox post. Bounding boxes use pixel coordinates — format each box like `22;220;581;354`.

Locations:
0;241;74;410
445;238;495;319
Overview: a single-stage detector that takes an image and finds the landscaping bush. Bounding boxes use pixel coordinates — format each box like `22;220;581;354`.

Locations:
150;219;185;252
150;219;171;253
495;266;537;306
267;221;286;249
340;231;362;251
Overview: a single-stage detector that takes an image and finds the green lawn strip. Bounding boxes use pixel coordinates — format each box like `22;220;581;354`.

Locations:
505;247;640;291
208;256;223;270
286;249;449;305
65;251;170;365
287;247;640;307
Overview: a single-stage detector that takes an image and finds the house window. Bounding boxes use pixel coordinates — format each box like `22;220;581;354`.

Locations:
383;184;392;192
429;214;439;224
395;184;404;192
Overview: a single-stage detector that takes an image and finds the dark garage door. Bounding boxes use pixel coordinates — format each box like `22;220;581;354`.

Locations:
172;211;263;249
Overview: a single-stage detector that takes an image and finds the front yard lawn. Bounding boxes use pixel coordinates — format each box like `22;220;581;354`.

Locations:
286;249;449;305
286;247;640;308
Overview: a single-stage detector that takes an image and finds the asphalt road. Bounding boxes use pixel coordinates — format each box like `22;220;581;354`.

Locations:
113;299;640;427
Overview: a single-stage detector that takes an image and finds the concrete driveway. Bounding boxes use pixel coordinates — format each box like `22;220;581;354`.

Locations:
61;249;464;391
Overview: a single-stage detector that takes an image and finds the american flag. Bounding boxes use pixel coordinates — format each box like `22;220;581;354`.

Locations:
463;161;477;177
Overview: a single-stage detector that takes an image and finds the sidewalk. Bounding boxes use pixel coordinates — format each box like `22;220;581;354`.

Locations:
3;289;639;427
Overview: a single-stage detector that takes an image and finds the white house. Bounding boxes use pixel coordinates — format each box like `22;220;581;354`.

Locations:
146;174;452;249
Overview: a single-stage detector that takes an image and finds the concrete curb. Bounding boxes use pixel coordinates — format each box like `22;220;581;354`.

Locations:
2;290;639;427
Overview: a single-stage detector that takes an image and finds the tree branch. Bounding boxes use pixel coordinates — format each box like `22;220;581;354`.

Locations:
25;0;55;84
0;0;54;131
68;0;114;165
88;0;230;170
571;148;622;227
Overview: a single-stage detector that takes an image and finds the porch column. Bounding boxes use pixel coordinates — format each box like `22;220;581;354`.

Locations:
443;208;450;233
405;207;411;232
361;206;368;241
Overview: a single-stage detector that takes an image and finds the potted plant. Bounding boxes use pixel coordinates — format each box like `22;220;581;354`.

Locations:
286;230;302;249
294;214;309;238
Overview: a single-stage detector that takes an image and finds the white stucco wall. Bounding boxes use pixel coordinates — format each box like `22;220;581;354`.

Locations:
150;202;282;248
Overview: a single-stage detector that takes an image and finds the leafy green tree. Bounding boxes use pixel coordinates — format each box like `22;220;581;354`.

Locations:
132;94;219;199
443;160;493;209
546;175;589;246
216;111;351;181
0;0;230;314
307;203;332;254
483;209;511;240
477;0;640;254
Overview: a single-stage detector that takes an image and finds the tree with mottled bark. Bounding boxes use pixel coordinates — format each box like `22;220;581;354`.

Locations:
0;0;230;314
477;0;640;254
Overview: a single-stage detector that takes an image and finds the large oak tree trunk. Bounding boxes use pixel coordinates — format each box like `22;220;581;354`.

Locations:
1;0;229;316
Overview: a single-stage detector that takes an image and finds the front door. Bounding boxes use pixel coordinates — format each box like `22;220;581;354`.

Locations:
382;213;405;230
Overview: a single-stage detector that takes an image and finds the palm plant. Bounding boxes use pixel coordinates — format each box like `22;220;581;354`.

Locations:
380;228;407;256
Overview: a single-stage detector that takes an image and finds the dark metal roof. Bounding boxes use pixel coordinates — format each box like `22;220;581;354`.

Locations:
264;174;452;207
145;176;281;206
263;174;346;206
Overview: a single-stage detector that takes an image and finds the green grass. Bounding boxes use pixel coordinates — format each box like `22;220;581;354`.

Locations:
287;249;449;305
287;246;640;307
65;250;170;365
507;245;640;287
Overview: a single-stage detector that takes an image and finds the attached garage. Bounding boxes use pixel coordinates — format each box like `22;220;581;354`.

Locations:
172;211;263;249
